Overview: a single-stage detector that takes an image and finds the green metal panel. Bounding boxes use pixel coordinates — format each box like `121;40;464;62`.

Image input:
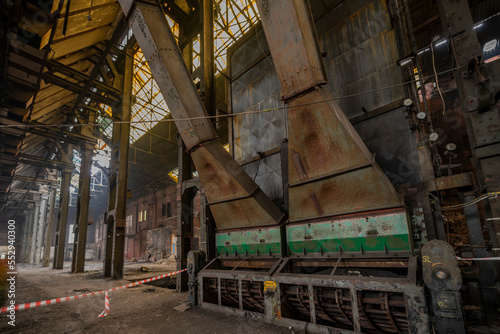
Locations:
286;209;412;256
216;227;282;257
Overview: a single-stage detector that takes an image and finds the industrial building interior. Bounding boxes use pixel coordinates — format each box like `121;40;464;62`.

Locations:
1;0;500;333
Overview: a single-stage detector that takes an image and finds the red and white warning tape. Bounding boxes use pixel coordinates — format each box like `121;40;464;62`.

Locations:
98;291;110;318
0;269;186;316
456;256;500;261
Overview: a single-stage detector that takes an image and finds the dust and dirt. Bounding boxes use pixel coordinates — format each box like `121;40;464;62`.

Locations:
0;262;284;334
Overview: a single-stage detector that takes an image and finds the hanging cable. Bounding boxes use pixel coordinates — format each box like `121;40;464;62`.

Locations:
431;43;446;115
434;192;500;211
0;64;466;130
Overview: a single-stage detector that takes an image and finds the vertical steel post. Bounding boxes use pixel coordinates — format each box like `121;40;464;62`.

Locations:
29;201;40;264
463;194;499;319
176;25;195;291
34;193;48;265
203;0;215;118
112;48;132;279
53;145;74;269
72;143;93;273
21;209;30;262
176;133;194;292
22;208;34;263
104;113;119;277
202;0;216;263
103;214;114;277
42;186;57;267
436;0;500;248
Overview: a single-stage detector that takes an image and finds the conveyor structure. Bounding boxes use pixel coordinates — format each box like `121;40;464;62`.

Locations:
118;0;466;332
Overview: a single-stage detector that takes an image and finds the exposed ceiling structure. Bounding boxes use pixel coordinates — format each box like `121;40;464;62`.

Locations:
0;0;273;216
0;0;128;214
1;0;499;215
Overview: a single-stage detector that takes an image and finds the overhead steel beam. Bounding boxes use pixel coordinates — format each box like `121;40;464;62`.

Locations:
13;175;57;184
8;61;117;106
162;0;190;23
14;48;120;97
118;0;284;230
42;73;117;105
24;126;96;146
17;153;74;169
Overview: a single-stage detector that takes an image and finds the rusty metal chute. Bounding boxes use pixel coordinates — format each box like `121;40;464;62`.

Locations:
118;0;284;230
255;0;402;222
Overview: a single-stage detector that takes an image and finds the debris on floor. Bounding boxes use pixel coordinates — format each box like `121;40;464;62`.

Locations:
173;301;192;312
140;266;152;273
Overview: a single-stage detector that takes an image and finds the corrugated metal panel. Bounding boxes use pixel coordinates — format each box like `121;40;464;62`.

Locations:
316;0;405;117
242;153;283;205
229;0;421;200
231;31;286;163
354;107;423;185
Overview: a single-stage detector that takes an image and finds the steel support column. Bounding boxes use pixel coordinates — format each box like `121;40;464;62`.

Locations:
112;49;132;279
42;186;57;267
53;145;74;269
103;49;131;279
436;0;500;248
29;201;40;264
203;0;215;118
176;134;194;292
463;194;499;319
34;193;48;265
176;25;196;291
22;208;35;263
20;209;30;262
72;142;94;273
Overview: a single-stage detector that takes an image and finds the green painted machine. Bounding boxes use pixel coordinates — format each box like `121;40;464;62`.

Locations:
216;208;412;259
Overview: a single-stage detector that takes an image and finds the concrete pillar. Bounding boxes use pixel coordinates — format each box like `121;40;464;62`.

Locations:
34;193;48;265
53;145;74;269
72;144;94;273
29;201;41;264
42;186;57;267
22;208;34;263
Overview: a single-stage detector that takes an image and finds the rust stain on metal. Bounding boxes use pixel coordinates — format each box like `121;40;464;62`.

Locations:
291;151;308;181
308;191;324;216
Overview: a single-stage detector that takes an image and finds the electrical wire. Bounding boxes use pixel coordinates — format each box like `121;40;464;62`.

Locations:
0;65;466;130
435;192;500;211
431;43;446;115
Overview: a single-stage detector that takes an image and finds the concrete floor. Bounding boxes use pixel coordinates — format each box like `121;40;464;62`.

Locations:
0;262;284;334
2;262;499;334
